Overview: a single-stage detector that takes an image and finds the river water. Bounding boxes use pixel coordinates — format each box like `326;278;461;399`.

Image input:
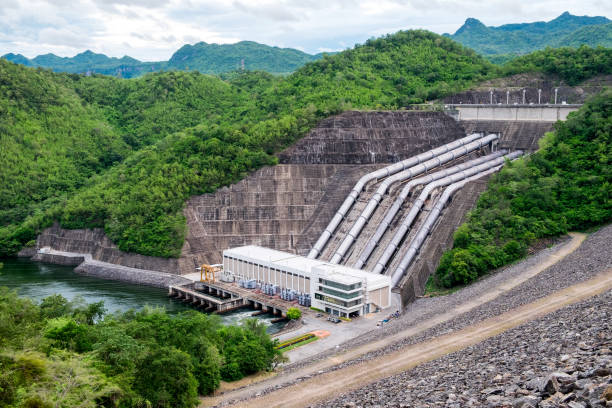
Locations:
0;259;285;334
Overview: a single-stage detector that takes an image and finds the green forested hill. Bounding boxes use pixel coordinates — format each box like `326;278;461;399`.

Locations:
501;46;612;85
167;41;327;75
0;31;609;260
0;30;494;257
2;50;164;78
447;12;612;62
1;41;328;78
0;60;130;227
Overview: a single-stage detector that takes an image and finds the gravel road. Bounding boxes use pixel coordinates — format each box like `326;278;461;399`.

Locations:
322;289;611;407
204;224;611;407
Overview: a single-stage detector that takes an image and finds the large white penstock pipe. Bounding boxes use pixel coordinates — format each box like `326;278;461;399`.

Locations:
307;132;487;259
389;166;506;287
329;133;500;264
353;149;507;269
372;151;523;275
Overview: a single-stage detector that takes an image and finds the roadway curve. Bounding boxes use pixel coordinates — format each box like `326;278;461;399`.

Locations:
203;232;590;407
228;271;612;407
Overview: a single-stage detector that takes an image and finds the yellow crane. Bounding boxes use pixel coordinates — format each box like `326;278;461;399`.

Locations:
197;264;222;283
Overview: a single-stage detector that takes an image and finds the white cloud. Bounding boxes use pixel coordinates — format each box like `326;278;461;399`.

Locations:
0;0;609;61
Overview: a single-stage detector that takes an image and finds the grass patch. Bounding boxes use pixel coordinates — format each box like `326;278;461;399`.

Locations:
275;333;319;351
280;335;319;352
424;275;466;297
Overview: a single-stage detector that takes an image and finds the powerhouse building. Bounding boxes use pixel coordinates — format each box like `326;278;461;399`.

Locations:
222;245;391;318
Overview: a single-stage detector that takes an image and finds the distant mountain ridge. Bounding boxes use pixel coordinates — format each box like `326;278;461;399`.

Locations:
446;12;612;62
2;41;328;78
169;41;327;74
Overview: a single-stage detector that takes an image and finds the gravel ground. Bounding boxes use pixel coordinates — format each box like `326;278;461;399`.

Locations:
213;225;611;406
320;290;612;407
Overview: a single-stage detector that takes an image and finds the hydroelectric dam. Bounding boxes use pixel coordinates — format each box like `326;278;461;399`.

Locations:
29;99;581;308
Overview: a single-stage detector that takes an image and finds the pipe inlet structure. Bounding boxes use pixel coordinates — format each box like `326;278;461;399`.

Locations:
390;165;504;287
307;132;486;259
353;150;507;270
372;150;523;275
329;133;500;264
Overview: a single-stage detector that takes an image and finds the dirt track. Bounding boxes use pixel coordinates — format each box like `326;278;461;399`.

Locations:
201;233;587;407
231;269;612;408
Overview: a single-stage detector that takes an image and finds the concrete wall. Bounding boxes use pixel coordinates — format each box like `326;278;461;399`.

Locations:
368;287;390;309
459;120;555;152
450;105;580;122
35;223;187;273
182;110;466;272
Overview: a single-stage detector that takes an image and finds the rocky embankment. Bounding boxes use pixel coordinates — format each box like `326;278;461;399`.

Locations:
324;291;611;408
312;225;612;408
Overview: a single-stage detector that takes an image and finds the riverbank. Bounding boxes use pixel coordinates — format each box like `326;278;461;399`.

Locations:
26;248;191;289
0;258;288;333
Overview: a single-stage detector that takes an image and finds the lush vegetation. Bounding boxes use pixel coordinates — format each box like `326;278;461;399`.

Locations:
168;41;327;75
447;12;611;61
501;46;612;85
2;40;328;78
0;28;608;259
0;289;281;407
0;30;495;258
432;91;611;288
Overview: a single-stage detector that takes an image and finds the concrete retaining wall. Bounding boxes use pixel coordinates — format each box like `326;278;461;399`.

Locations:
183;110;466;269
35;223;184;273
450;105;580;122
31;252;85;266
74;261;192;289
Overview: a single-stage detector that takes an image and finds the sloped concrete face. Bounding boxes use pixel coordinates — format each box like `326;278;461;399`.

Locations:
181;111;466;274
278;111;464;164
460;120;554;152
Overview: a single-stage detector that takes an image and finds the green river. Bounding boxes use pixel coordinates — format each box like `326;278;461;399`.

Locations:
0;258;285;333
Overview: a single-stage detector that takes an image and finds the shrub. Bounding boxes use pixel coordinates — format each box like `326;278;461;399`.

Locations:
286;307;301;320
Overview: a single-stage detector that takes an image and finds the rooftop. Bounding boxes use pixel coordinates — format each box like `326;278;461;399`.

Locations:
223;245;390;289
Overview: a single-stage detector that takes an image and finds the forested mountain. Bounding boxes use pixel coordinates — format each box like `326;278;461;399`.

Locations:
1;41;328;77
433;90;611;289
447;12;612;62
0;30;494;257
2;50;164;78
167;41;327;74
0;30;609;261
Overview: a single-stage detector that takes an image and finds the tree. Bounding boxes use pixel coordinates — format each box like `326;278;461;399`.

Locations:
286;307;301;320
133;346;199;408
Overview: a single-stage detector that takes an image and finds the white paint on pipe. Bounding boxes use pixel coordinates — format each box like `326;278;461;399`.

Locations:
353;150;507;269
306;132;486;259
390;166;505;287
373;151;523;275
329;134;499;264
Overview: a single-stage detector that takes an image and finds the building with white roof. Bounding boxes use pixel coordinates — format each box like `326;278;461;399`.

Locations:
222;245;391;318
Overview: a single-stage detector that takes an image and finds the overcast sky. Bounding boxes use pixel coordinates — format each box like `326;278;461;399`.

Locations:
0;0;610;61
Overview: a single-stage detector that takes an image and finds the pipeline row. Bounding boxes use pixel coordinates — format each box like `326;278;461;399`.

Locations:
389;166;504;287
353;150;506;269
329;133;500;264
307;132;489;260
369;150;523;275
